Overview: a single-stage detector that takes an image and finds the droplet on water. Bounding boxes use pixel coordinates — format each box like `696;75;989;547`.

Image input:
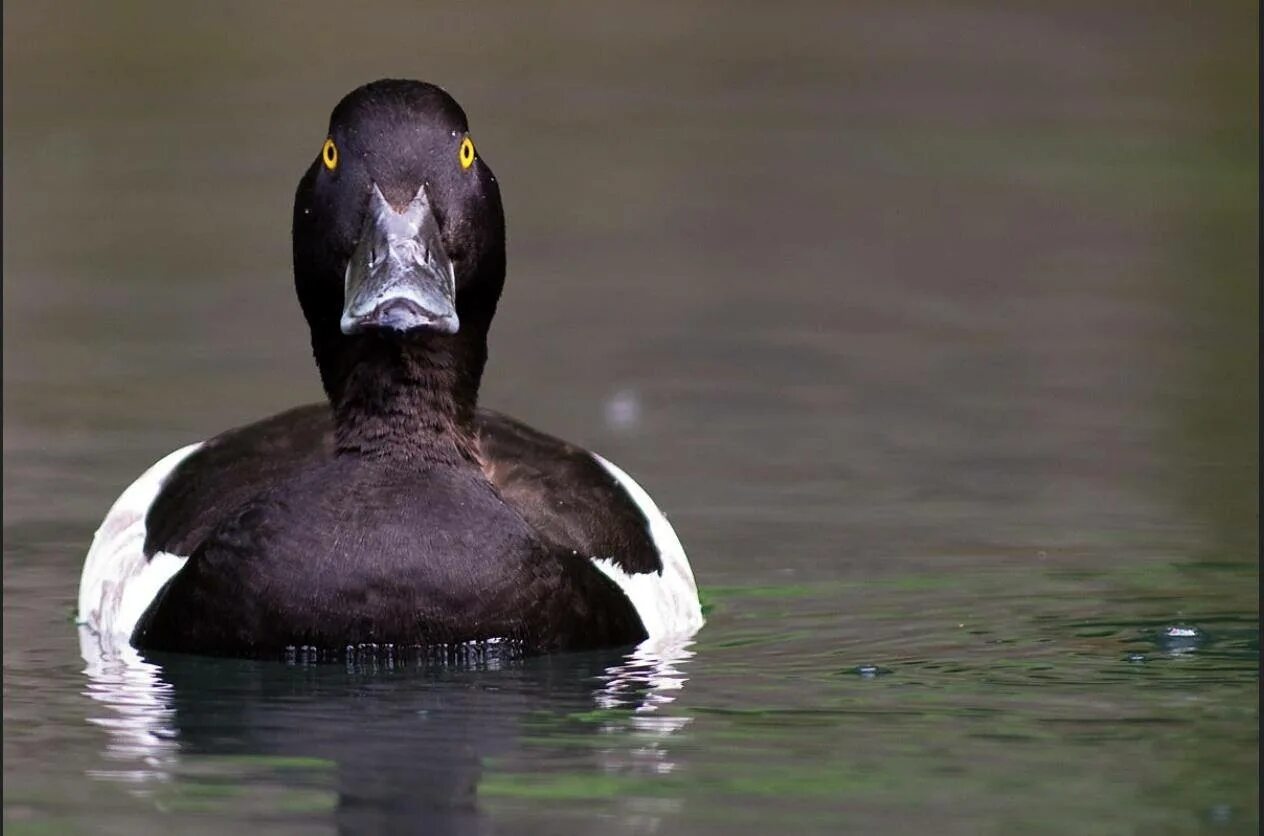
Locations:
1157;624;1206;656
851;665;891;679
604;389;641;430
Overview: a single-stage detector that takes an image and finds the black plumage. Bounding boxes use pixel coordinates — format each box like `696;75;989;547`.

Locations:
130;80;672;657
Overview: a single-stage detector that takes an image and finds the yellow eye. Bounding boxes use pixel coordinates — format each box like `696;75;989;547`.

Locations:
459;136;475;170
321;138;338;171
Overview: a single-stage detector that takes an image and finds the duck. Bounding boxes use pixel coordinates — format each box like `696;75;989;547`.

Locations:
77;79;703;659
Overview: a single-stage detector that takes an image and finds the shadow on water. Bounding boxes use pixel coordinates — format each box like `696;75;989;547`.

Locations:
79;633;697;834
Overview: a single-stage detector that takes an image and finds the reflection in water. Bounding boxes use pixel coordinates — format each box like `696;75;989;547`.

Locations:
78;632;697;830
595;637;696;783
596;635;694;716
78;627;178;789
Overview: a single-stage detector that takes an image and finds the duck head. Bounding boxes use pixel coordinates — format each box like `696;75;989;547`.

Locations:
292;79;506;412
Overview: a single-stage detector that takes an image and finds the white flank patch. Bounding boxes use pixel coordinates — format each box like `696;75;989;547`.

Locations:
78;442;204;650
589;454;704;640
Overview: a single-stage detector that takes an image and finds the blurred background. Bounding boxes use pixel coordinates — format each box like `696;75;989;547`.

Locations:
4;2;1258;834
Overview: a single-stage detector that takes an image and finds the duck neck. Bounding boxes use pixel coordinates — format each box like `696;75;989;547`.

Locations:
326;331;485;466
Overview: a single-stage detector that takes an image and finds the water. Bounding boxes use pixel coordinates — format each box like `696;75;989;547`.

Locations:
4;2;1258;833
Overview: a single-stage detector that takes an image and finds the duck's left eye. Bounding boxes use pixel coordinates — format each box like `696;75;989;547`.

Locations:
458;136;475;170
322;138;339;171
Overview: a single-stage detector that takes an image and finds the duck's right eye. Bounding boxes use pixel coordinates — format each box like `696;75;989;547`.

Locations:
322;138;339;171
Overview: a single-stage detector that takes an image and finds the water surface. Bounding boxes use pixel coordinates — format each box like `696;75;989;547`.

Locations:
4;2;1258;833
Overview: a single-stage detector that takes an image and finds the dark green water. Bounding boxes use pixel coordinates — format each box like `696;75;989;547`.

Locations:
4;2;1257;833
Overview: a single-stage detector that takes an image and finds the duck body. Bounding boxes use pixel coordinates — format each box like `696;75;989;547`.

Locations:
77;80;702;659
109;405;671;656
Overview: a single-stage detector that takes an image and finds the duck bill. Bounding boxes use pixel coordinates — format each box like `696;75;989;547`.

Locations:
339;183;459;336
